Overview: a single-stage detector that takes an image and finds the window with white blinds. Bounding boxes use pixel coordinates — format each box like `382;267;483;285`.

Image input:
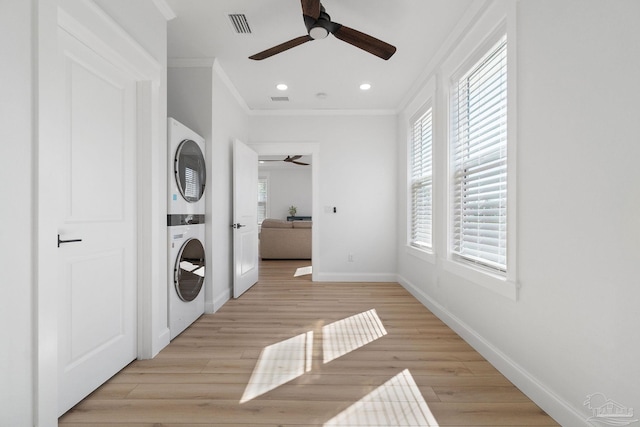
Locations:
451;34;507;272
257;177;268;224
410;107;433;250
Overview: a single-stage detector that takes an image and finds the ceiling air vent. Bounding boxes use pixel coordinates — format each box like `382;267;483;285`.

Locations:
228;14;251;34
271;96;290;102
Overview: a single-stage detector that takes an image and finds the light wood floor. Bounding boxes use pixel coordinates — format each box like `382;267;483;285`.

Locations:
59;260;558;426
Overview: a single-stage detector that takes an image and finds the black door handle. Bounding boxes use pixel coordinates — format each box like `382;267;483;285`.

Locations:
58;234;83;248
231;223;246;229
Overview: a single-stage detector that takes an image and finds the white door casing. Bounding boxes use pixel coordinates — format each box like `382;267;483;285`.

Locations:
57;28;137;415
232;140;259;298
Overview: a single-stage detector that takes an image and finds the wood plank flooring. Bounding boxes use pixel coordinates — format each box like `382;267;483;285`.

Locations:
59;260;559;426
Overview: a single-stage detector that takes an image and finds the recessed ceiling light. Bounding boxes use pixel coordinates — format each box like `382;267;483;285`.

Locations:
360;83;372;91
276;83;288;91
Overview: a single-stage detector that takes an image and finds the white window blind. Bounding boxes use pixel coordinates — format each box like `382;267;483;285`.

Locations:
451;35;507;272
410;107;433;250
184;167;198;199
257;177;268;224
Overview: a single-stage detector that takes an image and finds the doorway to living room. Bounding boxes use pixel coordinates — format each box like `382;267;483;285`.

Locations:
250;142;319;281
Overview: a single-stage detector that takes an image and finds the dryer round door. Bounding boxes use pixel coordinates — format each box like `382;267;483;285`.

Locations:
174;238;206;302
174;139;206;203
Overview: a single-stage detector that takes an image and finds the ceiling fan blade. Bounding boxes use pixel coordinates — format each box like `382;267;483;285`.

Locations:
249;35;312;60
292;161;310;166
300;0;321;20
289;155;303;161
331;25;396;60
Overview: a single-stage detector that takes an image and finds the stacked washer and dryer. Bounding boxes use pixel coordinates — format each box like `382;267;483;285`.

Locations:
167;118;207;340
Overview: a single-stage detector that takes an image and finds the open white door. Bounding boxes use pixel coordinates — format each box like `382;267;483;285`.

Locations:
56;28;137;415
233;140;259;298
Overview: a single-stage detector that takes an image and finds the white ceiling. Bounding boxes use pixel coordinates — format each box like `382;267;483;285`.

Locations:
166;0;474;112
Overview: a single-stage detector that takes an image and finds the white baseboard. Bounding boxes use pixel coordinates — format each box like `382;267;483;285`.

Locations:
211;289;231;313
151;327;171;358
315;272;398;282
205;300;215;314
396;274;588;427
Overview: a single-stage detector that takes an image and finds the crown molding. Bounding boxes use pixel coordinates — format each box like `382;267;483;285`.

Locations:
249;108;398;117
151;0;176;21
212;59;251;114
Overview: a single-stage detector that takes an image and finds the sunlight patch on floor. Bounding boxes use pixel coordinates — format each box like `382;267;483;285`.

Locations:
324;369;439;426
323;309;387;364
294;265;313;277
240;331;313;403
240;308;433;424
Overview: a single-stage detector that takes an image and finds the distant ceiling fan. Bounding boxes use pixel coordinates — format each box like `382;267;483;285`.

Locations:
249;0;396;61
261;155;310;166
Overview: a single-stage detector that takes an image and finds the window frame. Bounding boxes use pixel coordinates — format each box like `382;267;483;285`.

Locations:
451;33;508;273
405;77;437;263
441;2;518;300
409;103;434;252
257;174;269;225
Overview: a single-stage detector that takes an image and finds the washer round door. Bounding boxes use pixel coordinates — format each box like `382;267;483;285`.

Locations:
174;238;206;302
174;139;206;203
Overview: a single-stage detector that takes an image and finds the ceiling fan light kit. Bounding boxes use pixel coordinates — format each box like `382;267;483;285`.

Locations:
309;26;329;40
249;0;396;61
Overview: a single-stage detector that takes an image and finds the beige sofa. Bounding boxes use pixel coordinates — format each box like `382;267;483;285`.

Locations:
259;218;312;260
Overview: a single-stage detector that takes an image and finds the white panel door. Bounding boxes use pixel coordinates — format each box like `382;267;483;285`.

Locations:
233;140;259;298
57;29;137;415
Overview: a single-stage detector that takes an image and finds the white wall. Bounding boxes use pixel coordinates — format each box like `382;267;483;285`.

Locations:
168;62;249;312
259;167;312;220
168;66;212;135
210;65;250;307
396;1;640;425
250;114;397;281
0;2;34;425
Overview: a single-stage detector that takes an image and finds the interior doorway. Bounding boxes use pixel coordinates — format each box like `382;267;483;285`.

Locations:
250;143;319;282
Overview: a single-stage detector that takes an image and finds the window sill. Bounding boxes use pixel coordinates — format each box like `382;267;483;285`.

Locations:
443;258;518;301
406;245;436;264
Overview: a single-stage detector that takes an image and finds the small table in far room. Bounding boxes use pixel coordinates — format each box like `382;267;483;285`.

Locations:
287;216;312;221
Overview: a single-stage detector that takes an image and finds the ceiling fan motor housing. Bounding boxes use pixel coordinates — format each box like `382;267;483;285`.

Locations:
304;8;338;39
